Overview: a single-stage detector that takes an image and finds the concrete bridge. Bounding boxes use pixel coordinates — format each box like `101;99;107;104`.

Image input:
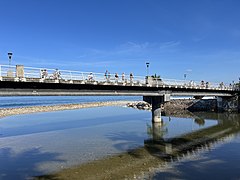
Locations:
0;65;239;122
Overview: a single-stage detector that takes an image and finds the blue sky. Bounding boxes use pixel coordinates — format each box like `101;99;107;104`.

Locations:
0;0;240;83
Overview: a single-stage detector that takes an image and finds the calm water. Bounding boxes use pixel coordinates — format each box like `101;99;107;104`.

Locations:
0;97;240;179
0;96;141;108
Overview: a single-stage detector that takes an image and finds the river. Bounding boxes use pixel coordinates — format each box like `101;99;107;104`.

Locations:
0;97;240;179
0;96;141;108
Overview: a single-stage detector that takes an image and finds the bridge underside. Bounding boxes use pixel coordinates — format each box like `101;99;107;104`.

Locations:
0;81;236;97
0;89;235;97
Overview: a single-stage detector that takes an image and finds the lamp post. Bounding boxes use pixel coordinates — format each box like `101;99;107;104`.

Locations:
184;73;187;85
7;52;13;77
8;52;13;68
146;62;150;77
146;62;150;85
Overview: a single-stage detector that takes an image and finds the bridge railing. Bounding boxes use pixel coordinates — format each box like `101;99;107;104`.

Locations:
0;65;16;77
0;64;237;91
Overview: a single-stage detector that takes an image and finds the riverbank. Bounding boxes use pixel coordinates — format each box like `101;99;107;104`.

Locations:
0;99;219;119
0;100;137;119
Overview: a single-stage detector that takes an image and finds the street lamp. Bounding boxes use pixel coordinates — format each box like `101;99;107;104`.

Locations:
238;77;240;90
184;73;187;80
7;52;13;77
184;73;187;85
8;52;13;67
146;62;150;77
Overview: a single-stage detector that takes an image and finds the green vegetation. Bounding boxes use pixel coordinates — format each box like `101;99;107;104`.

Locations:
151;73;160;79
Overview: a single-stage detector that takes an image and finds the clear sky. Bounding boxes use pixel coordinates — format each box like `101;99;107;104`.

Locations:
0;0;240;83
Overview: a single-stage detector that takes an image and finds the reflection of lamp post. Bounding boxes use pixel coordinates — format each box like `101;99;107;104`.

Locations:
146;62;150;77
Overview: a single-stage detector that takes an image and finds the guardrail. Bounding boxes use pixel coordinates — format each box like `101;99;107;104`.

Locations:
0;64;237;91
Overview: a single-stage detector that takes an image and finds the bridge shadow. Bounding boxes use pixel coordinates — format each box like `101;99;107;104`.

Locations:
0;147;63;180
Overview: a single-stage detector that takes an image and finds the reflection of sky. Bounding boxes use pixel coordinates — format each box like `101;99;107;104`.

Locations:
161;117;218;140
0;107;217;179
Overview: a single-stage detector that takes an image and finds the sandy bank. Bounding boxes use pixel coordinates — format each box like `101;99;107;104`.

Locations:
0;101;137;119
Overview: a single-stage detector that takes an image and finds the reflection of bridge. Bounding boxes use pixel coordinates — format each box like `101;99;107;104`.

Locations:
144;113;240;161
37;113;240;179
0;65;239;122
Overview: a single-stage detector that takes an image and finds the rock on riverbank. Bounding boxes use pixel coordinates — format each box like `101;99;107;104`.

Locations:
127;99;217;112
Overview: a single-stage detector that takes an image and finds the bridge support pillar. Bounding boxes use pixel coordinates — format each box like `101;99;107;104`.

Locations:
217;95;240;112
143;94;170;123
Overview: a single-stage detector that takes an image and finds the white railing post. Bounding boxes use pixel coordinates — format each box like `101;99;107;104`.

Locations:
81;72;84;80
70;71;72;80
0;65;1;77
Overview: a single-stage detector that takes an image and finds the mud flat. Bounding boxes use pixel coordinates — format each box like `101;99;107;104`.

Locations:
35;147;164;180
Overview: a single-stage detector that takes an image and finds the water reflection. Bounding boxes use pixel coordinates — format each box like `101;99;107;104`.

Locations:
1;106;240;179
0;147;63;180
143;113;240;178
46;112;240;180
147;121;168;140
194;118;205;126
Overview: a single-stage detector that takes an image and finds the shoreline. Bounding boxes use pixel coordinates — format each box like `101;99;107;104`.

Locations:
0;99;220;119
0;100;138;119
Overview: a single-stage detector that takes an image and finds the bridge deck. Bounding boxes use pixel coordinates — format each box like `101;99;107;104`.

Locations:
0;77;237;96
0;65;238;96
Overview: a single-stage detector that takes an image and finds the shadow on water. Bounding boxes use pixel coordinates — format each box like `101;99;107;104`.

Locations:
0;147;64;180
